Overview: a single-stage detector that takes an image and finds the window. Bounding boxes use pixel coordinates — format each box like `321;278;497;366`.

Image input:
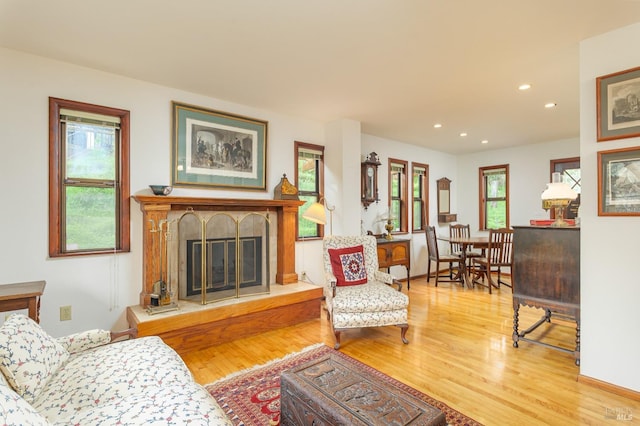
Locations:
388;158;408;233
295;141;324;239
479;164;509;230
411;162;429;231
49;98;130;257
551;157;581;219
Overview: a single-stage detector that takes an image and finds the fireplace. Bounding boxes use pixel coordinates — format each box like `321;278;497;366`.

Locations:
169;209;271;304
185;236;263;297
128;196;324;353
132;195;303;308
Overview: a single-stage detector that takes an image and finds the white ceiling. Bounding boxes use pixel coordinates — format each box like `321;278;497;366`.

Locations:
2;0;640;154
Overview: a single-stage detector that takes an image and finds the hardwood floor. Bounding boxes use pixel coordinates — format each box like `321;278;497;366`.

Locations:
181;276;639;425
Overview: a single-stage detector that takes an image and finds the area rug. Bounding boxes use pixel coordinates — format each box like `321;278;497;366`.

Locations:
205;343;481;426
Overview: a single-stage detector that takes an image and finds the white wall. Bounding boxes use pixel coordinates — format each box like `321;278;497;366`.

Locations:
0;47;325;336
361;134;459;279
457;138;579;230
312;131;580;283
580;23;640;391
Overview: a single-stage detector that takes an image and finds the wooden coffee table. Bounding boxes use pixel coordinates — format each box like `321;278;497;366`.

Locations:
281;352;446;426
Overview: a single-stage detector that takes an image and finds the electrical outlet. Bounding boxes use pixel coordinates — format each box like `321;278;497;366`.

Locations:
60;305;72;321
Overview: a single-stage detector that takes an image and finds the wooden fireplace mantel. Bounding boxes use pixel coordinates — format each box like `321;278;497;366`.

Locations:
132;195;304;307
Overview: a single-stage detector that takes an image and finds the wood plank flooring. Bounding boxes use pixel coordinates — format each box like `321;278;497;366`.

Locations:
181;276;639;425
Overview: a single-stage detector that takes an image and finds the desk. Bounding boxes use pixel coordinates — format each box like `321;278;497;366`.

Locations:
0;281;46;323
437;236;488;288
376;238;411;289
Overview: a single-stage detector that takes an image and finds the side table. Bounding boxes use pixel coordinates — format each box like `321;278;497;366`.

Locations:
0;280;46;323
376;238;411;289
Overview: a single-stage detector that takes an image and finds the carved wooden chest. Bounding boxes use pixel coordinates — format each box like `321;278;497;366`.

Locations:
281;352;446;425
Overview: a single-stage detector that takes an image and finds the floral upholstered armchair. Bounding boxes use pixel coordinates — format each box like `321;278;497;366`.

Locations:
323;235;409;349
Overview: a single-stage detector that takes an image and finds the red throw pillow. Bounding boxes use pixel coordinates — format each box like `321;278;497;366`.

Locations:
328;245;368;286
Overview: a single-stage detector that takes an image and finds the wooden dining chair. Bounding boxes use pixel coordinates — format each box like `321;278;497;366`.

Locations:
425;226;463;287
449;223;483;276
472;228;513;294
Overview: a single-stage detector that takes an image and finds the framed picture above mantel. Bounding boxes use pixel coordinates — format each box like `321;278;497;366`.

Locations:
596;66;640;142
171;102;268;190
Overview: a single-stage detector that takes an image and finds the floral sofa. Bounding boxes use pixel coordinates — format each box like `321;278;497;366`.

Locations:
323;235;410;349
0;314;232;425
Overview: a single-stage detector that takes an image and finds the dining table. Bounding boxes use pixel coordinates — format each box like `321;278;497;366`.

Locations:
437;235;489;288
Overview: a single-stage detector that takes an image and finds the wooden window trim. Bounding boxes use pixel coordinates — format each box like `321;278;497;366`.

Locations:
388;158;408;234
411;162;429;232
49;97;130;257
550;157;580;219
478;164;509;231
294;141;324;241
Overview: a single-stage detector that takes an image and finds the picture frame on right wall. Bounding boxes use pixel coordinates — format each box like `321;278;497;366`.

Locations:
598;146;640;216
596;66;640;142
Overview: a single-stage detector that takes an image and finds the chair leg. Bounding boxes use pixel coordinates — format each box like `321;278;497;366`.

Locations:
399;324;409;344
472;264;492;293
333;330;341;350
427;259;432;282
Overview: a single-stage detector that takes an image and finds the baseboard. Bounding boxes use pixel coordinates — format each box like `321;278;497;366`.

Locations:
578;374;640;399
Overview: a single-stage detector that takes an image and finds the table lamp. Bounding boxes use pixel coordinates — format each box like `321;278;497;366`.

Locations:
541;172;578;227
302;197;335;235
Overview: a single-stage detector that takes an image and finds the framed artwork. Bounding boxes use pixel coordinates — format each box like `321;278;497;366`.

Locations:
598;146;640;216
172;102;268;190
596;66;640;142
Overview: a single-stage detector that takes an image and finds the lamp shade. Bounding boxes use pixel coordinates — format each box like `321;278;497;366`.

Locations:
302;202;327;225
541;172;578;201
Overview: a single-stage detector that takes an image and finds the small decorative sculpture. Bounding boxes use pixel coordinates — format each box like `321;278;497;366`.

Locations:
273;174;299;200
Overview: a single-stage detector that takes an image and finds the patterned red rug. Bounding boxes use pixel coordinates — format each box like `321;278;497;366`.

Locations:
205;344;482;426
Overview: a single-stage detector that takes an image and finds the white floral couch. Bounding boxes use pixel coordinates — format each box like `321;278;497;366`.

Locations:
323;235;410;349
0;314;232;425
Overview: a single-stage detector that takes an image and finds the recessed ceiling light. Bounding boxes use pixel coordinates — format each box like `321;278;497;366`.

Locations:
518;84;531;91
545;102;557;108
434;123;442;128
460;132;467;137
481;140;489;144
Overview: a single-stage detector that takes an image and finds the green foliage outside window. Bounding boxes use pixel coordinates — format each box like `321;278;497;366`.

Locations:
298;195;319;238
485;172;506;229
64;122;118;251
296;148;323;238
65;187;115;250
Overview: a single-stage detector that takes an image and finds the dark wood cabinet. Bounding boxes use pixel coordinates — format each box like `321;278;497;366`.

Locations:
512;226;580;365
376;238;411;289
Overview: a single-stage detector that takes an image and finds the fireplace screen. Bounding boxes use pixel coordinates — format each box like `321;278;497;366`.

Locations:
173;211;270;304
186;236;262;296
